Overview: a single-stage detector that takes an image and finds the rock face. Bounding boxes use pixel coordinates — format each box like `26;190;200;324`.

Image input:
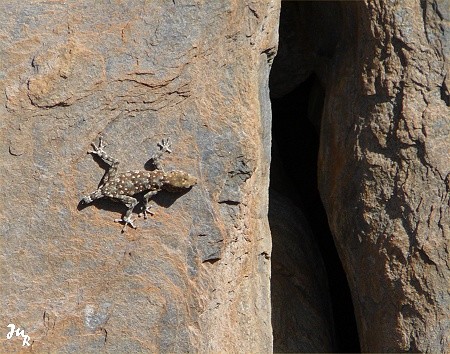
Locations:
271;0;449;352
316;1;450;352
0;1;279;352
3;1;449;352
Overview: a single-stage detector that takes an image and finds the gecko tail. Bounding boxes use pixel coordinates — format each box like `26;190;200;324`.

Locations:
81;190;102;204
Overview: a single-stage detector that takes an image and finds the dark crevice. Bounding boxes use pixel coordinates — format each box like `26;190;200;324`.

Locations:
270;76;360;352
440;77;450;106
269;1;361;351
419;0;429;42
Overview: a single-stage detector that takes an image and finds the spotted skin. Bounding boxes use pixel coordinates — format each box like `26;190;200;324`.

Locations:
81;137;197;231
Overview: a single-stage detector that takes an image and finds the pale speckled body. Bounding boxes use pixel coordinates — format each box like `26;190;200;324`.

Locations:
100;169;193;197
81;137;197;231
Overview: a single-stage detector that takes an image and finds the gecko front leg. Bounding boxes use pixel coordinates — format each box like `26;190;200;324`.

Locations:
150;138;172;171
140;189;161;219
112;195;138;232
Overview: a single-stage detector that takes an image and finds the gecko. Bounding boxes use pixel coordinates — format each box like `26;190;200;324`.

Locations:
81;136;197;231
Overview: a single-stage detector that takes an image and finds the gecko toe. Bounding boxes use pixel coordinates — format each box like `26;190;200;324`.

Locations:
114;217;137;231
140;205;155;219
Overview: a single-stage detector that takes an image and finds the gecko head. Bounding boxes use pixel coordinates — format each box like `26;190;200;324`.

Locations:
162;171;197;192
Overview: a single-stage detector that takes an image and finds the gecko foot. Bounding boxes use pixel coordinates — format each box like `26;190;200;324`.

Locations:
114;216;137;232
157;138;172;154
88;136;107;156
139;204;155;219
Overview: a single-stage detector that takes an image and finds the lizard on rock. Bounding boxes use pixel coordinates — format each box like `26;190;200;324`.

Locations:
81;136;197;231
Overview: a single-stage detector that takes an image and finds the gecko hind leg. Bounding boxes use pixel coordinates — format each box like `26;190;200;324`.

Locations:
88;136;107;155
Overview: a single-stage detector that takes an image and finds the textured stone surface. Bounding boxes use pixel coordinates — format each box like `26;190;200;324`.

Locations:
0;1;279;352
317;1;450;352
270;0;449;352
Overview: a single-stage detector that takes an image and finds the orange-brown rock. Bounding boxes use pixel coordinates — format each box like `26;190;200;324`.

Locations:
0;1;279;352
271;0;449;352
316;1;450;352
3;0;449;352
